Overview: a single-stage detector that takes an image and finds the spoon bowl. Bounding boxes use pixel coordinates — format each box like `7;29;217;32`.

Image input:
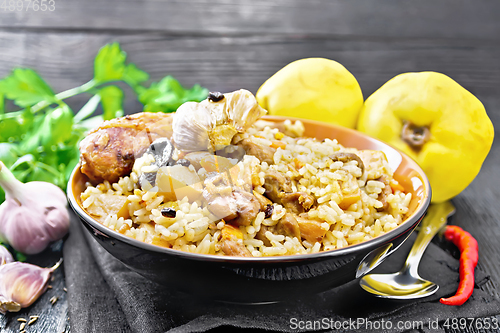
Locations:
360;271;439;299
360;201;455;299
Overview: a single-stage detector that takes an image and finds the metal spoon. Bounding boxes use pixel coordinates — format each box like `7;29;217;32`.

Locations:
359;201;455;299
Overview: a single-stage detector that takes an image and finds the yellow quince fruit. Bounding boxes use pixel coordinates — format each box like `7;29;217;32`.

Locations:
357;72;494;203
256;58;363;128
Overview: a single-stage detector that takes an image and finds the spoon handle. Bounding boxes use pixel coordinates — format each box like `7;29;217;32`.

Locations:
403;201;456;276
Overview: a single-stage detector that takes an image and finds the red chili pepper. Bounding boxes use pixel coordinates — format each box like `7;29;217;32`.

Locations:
439;225;478;306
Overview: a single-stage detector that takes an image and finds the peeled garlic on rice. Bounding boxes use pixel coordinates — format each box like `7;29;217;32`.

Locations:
172;89;267;151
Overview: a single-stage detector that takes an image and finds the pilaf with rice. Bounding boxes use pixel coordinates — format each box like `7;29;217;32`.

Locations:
78;89;411;257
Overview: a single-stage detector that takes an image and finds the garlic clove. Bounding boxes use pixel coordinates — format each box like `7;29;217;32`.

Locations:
205;90;266;147
172;102;214;151
172;90;267;152
0;245;13;265
0;259;61;314
205;89;267;133
44;206;71;241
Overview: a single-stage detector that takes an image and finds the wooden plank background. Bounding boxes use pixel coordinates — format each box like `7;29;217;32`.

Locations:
1;0;499;40
0;33;498;123
0;1;499;332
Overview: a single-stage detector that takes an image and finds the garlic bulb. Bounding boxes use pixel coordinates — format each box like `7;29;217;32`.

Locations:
0;259;61;314
172;102;214;151
172;89;267;151
0;161;70;254
0;245;13;265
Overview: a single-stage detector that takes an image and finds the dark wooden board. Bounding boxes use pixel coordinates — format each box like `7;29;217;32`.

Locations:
0;241;69;333
0;31;499;124
453;139;500;299
0;0;500;41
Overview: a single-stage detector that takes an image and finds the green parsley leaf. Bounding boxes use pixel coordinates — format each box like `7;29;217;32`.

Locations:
124;64;149;88
48;131;81;184
0;143;20;168
43;104;74;146
20;105;74;153
27;161;65;187
99;86;124;120
139;76;209;113
0;108;34;142
94;43;149;89
75;114;104;132
73;95;101;123
14;251;27;262
10;153;35;171
94;43;127;84
63;154;80;183
0;41;210;209
0;69;57;107
184;84;210;103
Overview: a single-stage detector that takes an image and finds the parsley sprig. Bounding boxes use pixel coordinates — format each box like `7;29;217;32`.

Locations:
0;42;208;203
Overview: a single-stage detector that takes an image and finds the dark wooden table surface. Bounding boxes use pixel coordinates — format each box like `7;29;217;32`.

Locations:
1;1;499;332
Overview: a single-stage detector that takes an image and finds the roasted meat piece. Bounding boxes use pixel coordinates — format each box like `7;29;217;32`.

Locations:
232;190;261;227
281;192;315;215
376;175;392;212
202;173;260;227
220;225;252;257
79;112;173;183
263;170;292;202
296;214;327;243
263;170;315;214
276;213;301;240
238;137;276;165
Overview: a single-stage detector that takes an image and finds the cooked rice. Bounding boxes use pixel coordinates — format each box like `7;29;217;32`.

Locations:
81;121;411;257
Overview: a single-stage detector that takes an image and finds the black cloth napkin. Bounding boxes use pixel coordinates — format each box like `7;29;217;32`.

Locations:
64;214;500;333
